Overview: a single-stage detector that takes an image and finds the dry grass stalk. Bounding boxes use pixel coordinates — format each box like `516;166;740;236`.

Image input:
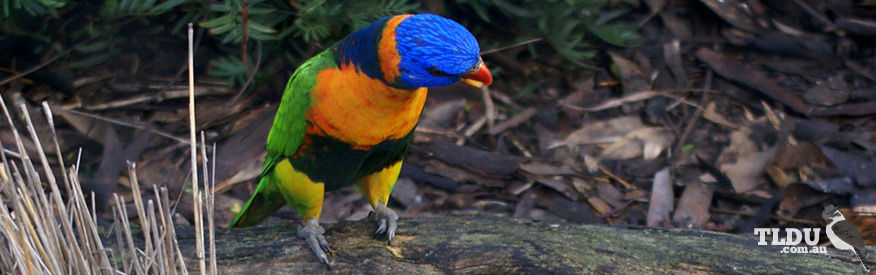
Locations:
0;96;112;274
186;22;209;275
0;95;216;275
1;22;216;274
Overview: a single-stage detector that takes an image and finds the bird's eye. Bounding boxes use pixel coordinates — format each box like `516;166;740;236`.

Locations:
466;59;483;74
427;66;450;77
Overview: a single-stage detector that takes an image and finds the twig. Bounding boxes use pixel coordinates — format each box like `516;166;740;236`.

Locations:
559;88;714;112
599;200;634;220
0;48;74;87
489;108;537;135
672;70;713;157
223;40;263;110
59;108;191;145
598;167;634;189
790;0;835;32
482;86;496;131
67;85;232;111
481;37;543;55
240;0;250;70
457;116;487;145
505;134;533;158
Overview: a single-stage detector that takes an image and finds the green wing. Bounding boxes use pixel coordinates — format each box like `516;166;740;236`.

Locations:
228;51;334;227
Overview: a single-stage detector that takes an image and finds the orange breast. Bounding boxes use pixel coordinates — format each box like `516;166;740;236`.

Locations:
306;64;427;150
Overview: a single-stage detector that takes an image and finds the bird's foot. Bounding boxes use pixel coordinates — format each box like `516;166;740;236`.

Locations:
297;218;331;266
369;203;398;245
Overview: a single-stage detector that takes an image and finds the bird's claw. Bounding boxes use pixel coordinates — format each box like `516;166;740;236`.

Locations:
298;218;331;266
371;204;398;245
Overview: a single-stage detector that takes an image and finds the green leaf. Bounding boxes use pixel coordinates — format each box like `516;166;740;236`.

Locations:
592;9;628;26
247;20;276;34
200;14;232;29
491;0;536;17
149;0;187;13
74;40;111;53
588;23;639;47
69;48;122;68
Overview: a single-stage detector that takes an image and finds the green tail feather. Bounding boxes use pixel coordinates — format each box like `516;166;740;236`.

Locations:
228;176;285;228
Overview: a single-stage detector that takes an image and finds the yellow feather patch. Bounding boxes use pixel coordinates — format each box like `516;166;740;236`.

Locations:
274;158;324;219
379;14;412;84
308;65;427;149
358;160;403;206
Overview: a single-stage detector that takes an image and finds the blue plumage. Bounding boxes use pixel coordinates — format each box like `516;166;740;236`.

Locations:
332;16;387;81
394;14;481;89
332;14;482;89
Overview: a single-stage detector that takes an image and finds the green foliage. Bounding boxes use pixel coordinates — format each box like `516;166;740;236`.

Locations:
1;0;189;70
208;55;250;87
293;0;418;42
101;0;187;17
1;0;65;17
200;0;289;43
456;0;639;68
1;0;639;90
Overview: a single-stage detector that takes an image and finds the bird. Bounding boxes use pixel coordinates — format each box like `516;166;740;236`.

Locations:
227;14;492;266
822;204;869;272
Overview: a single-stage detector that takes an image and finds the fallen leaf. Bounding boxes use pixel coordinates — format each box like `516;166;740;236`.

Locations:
777;184;830;219
774;142;827;169
765;165;791;189
696;48;809;115
387;246;404;258
851;189;876;216
513;190;538;219
420;99;466;129
421;140;526;177
702;102;740;129
699;0;760;32
422;161;504;188
799;177;857;195
803;74;849;106
608;51;650;96
647;167;674;227
399;164;457;192
561;116;643;147
717;119;780;193
538;192;598;223
519;161;576;176
596;181;624;208
214;106;274;192
672;180;715;229
533;176;577;200
586;196;613;216
392;178;430;211
818;145;876;186
596;127;672;160
792;119;837;142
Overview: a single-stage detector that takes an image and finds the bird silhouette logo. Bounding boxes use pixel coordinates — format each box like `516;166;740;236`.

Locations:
822;204;870;272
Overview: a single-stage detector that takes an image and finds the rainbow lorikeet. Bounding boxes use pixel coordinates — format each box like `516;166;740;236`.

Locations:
228;14;492;265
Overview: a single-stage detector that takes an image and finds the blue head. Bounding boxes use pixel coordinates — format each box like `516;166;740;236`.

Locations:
334;14;492;89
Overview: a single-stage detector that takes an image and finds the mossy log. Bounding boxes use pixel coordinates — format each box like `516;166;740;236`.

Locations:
170;216;867;274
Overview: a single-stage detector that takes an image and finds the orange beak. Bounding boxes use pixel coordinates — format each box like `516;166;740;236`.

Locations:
461;62;492;88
